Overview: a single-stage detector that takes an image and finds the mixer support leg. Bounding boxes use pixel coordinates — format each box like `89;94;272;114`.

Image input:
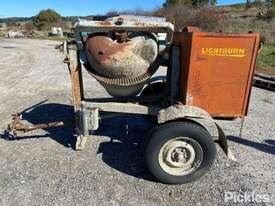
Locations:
76;135;88;150
66;51;89;150
67;52;83;110
75;105;99;150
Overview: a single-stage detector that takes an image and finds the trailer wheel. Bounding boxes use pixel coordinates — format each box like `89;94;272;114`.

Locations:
145;122;216;184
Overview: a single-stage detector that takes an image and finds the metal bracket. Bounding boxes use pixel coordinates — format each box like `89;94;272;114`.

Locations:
74;106;100;150
90;108;99;130
75;135;88;150
214;123;236;161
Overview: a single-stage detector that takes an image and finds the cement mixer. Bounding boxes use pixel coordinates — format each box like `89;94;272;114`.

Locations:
77;16;174;97
7;16;261;185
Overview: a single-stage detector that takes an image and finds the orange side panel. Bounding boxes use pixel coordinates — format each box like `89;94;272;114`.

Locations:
173;32;260;118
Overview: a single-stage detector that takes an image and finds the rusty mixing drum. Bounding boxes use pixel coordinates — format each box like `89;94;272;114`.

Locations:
85;32;160;97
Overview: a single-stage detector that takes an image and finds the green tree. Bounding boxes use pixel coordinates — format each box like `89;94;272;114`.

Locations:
35;9;61;30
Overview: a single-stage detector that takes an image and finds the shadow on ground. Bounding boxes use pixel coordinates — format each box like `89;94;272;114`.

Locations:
95;114;156;181
4;102;274;180
227;136;275;155
1;101;76;148
0;101;156;181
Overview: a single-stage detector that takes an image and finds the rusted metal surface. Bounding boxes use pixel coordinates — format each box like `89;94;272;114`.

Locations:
114;32;128;43
86;34;158;78
7;113;64;137
173;32;260;118
84;54;160;97
74;17;174;45
85;53;160;85
56;40;83;109
108;15;167;23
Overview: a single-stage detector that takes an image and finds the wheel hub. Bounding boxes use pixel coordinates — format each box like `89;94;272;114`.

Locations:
158;137;203;176
163;141;196;168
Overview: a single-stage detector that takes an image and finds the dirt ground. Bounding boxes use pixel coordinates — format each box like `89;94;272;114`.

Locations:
0;38;274;206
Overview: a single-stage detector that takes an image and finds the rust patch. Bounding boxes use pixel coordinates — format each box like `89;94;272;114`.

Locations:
98;21;112;26
85;32;159;81
86;36;130;63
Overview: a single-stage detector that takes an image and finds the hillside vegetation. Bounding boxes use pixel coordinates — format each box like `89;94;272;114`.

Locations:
155;1;275;42
0;2;274;71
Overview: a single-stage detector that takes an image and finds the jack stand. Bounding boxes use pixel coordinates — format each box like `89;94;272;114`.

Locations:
75;135;88;150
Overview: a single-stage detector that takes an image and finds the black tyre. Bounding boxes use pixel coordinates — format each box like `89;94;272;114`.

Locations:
145;121;216;184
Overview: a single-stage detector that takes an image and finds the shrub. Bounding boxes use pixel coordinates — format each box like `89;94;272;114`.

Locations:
265;9;275;19
191;6;225;31
24;22;35;31
255;0;275;20
155;4;225;31
6;21;17;27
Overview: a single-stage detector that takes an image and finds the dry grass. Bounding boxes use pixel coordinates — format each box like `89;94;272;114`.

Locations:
219;16;275;44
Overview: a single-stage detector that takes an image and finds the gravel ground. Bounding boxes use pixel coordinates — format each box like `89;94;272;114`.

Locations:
0;38;274;206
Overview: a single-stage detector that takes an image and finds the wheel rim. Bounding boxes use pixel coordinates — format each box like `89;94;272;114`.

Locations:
158;137;203;176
